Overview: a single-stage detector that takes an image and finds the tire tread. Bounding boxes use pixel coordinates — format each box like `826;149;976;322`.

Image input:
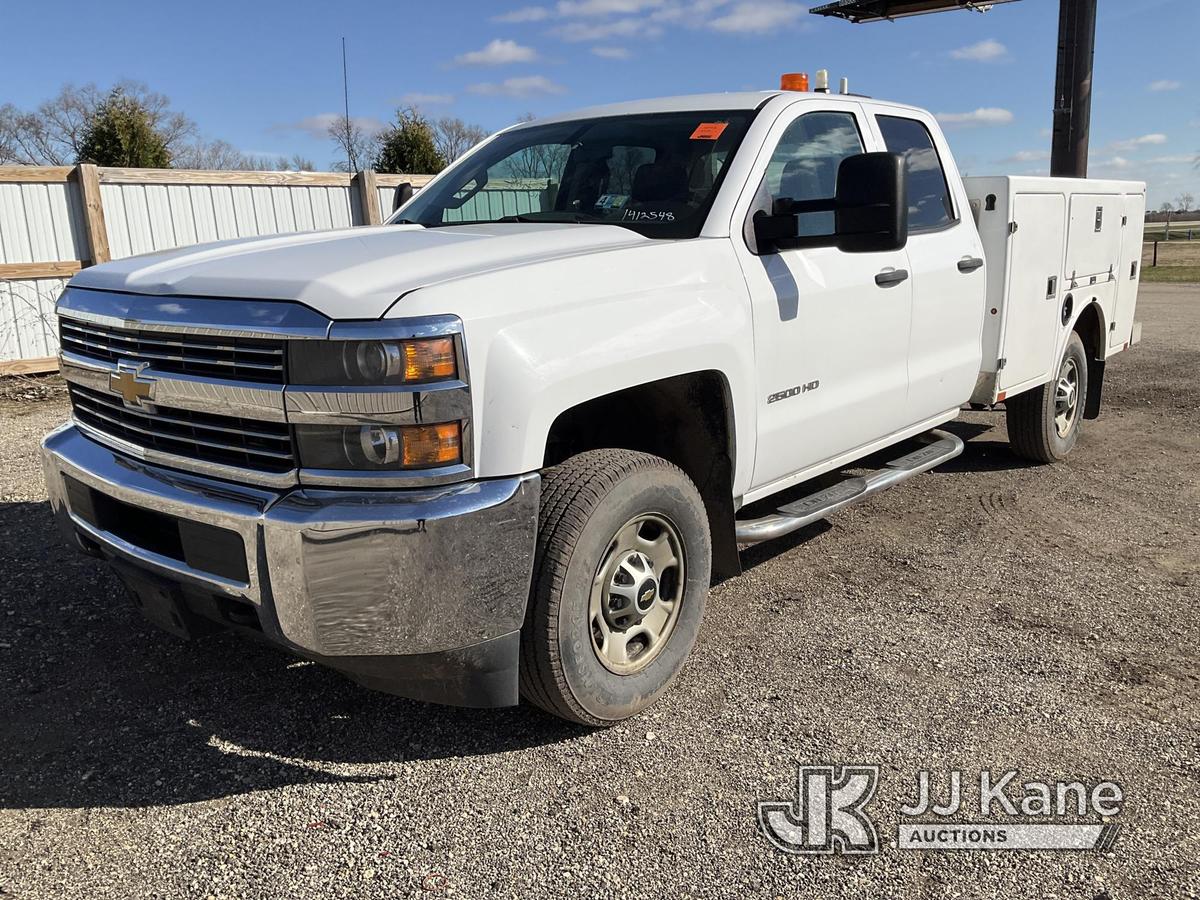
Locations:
1006;386;1055;462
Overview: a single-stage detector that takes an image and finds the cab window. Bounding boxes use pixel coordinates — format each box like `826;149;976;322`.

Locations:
762;111;864;236
876;115;956;231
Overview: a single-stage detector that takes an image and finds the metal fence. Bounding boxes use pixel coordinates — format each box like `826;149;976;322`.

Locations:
0;165;435;373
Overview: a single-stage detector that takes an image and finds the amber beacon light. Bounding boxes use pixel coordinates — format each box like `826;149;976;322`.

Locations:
780;72;810;92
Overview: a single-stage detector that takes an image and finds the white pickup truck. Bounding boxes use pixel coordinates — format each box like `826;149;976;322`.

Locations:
41;87;1145;725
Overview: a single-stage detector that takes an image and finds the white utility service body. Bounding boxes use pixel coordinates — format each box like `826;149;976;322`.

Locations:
39;89;1145;722
965;176;1146;406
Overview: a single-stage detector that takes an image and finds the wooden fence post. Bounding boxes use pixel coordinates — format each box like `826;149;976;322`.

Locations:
353;169;382;226
74;164;110;266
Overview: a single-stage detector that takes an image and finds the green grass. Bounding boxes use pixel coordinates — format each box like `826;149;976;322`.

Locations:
1141;265;1200;283
1144;219;1199;225
1144;232;1200;241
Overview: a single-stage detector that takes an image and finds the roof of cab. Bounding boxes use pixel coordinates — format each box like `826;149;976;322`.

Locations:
514;90;929;128
523;92;781;126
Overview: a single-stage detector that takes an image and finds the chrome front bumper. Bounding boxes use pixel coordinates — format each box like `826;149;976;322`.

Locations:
41;424;540;665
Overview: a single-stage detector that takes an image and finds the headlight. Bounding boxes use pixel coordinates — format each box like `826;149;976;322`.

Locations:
290;337;457;385
296;422;462;470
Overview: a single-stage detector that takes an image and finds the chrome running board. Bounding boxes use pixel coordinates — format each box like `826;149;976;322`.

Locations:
734;429;964;544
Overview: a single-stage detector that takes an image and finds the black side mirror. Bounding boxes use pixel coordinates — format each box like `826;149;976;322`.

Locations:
834;152;907;253
392;182;413;213
752;151;907;254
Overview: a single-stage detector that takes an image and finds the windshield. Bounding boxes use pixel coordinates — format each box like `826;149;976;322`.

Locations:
393;110;756;239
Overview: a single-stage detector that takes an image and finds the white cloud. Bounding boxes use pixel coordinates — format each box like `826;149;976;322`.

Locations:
648;0;729;24
455;39;539;65
1000;149;1050;164
1107;133;1168;152
707;1;806;33
540;0;804;41
935;108;1014;128
276;113;386;139
493;5;551;21
398;92;455;106
553;17;661;40
1146;155;1196;165
467;75;568;97
591;45;632;58
528;0;806;42
1148;79;1181;92
557;0;665;14
949;39;1008;62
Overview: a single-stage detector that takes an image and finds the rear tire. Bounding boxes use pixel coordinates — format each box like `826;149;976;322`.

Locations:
1006;331;1089;463
519;449;711;726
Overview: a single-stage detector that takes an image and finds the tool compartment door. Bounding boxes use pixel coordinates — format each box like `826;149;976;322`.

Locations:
1066;193;1124;282
998;192;1066;393
1111;192;1146;349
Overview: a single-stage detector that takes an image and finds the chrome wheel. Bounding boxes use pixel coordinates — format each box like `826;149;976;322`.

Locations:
1054;356;1081;438
589;513;686;675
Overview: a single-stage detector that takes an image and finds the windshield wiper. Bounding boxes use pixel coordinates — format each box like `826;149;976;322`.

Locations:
495;213;595;224
391;218;423;226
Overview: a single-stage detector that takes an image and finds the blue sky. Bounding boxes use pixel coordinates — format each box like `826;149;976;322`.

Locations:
2;0;1196;206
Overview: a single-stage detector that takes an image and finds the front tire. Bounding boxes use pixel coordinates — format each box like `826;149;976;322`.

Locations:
519;449;712;726
1006;331;1089;463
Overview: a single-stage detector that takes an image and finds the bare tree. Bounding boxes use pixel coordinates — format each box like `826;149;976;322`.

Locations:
327;114;375;173
1176;192;1195;216
172;138;247;170
502;113;568;182
432;117;488;164
0;104;20;163
173;139;317;171
2;82;320;173
285;154;315;172
1160;201;1175;239
0;82;194;165
241;153;316;172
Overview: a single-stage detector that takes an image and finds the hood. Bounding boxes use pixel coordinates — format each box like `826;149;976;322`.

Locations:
69;223;650;319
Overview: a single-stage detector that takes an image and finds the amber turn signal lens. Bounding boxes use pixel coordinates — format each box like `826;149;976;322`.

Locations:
402;338;457;382
401;421;462;468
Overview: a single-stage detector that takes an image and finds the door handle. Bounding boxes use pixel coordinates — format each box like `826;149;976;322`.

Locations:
957;256;984;272
875;268;909;287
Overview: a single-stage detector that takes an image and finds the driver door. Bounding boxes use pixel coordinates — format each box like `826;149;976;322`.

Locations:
732;102;913;493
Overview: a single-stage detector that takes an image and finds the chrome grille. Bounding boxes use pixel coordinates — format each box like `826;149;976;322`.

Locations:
69;384;295;474
54;289;471;488
60;318;285;384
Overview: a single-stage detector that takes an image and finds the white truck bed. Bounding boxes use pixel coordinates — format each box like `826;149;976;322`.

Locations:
964;176;1146;404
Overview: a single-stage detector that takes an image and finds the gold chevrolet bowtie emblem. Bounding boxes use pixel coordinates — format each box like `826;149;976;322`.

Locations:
110;362;155;406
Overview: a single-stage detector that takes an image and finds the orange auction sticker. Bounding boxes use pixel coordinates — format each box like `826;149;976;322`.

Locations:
690;122;728;140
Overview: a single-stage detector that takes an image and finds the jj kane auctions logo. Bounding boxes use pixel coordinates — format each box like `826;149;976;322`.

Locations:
758;765;1123;854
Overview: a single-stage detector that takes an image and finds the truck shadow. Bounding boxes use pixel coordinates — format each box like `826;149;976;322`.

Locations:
0;500;584;810
935;419;1043;473
734;420;1035;569
0;422;1038;809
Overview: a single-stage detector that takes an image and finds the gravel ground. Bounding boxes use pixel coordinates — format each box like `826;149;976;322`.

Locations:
1;284;1198;899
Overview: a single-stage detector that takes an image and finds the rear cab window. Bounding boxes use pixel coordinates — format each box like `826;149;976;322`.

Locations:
876;115;957;232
